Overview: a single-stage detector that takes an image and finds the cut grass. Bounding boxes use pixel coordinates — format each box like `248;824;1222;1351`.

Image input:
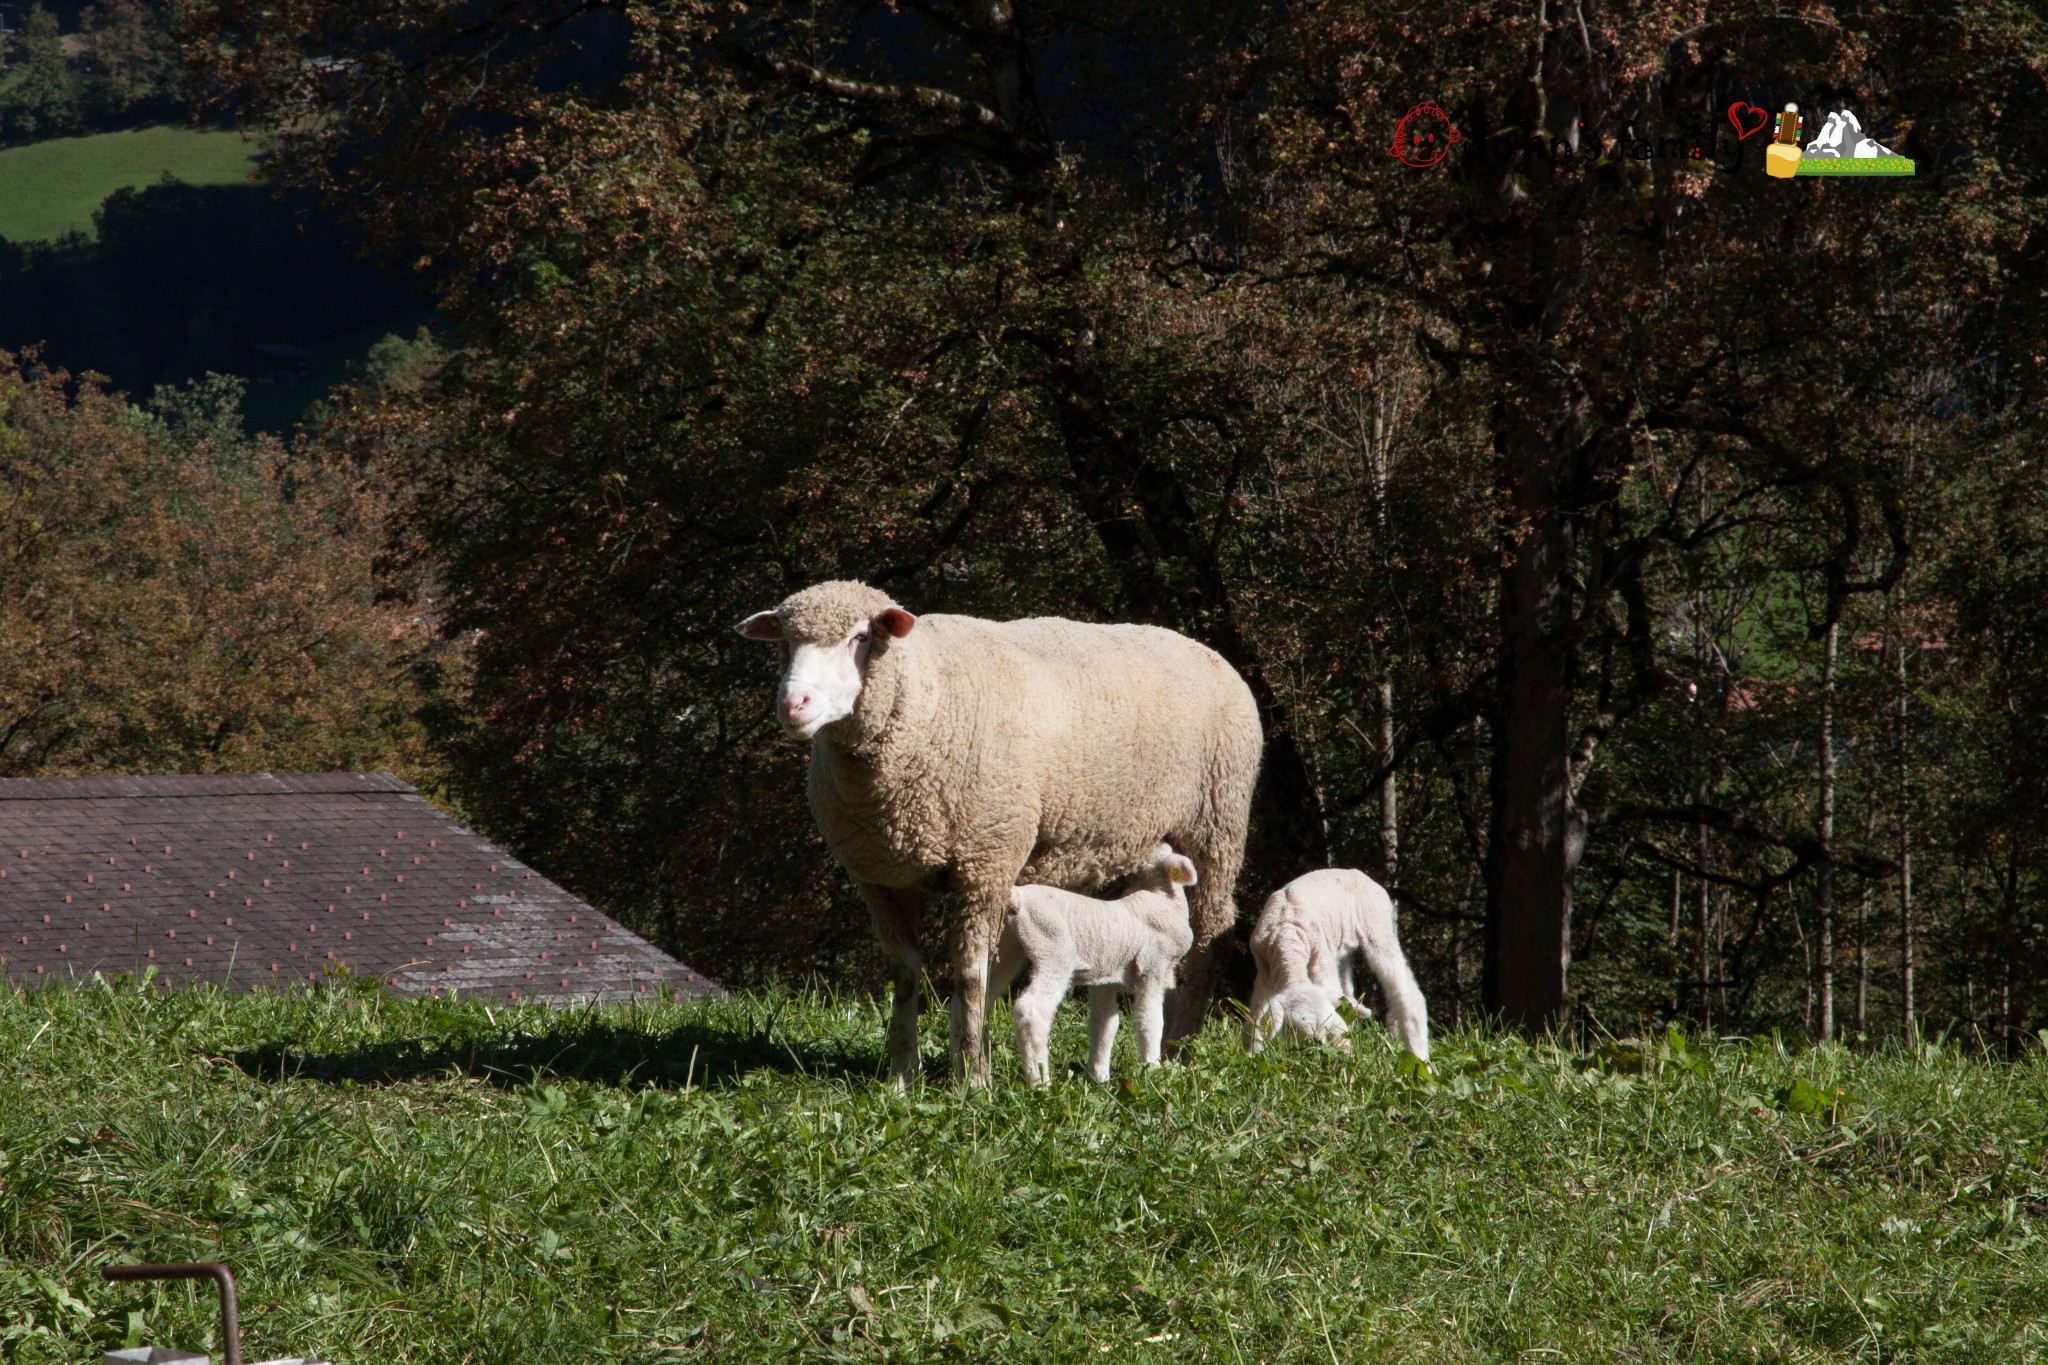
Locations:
1;981;2044;1362
0;126;262;243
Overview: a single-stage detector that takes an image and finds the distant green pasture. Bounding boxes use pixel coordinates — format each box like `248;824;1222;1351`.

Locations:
0;126;262;243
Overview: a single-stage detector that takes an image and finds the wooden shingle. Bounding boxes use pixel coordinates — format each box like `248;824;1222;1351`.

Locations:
0;773;716;1003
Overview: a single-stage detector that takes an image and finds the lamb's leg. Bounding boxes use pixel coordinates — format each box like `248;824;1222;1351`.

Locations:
1086;986;1122;1082
1132;976;1169;1068
1341;950;1375;1018
858;881;925;1091
1358;932;1431;1060
1012;970;1065;1086
1244;969;1274;1054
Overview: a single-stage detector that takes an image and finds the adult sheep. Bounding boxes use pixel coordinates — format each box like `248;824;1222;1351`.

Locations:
739;580;1261;1086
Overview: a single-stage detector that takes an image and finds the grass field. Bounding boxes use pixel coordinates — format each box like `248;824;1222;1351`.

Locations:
0;126;262;243
2;982;2043;1362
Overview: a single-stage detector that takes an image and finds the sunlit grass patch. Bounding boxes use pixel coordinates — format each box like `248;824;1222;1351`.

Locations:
0;126;262;243
1;980;2043;1361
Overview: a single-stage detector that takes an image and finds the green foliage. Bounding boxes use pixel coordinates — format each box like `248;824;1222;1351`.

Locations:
0;7;79;142
0;0;182;144
1;984;2045;1360
0;356;436;778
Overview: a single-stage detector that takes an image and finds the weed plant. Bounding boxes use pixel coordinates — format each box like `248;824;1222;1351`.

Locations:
1;978;2044;1362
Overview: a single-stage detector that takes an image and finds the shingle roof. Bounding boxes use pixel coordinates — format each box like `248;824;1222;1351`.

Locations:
0;772;716;1004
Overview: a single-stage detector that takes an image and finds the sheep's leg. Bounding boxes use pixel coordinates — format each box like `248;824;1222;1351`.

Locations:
1132;976;1169;1068
945;889;1006;1088
1162;934;1232;1054
858;881;925;1091
1163;745;1254;1052
1163;818;1246;1053
1086;986;1122;1082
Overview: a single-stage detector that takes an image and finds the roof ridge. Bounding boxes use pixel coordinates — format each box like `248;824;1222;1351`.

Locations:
0;772;416;800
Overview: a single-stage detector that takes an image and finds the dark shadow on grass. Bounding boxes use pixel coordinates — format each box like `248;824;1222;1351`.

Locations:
233;1012;888;1090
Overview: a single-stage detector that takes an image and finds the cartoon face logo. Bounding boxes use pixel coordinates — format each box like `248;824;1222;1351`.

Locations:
1390;102;1462;168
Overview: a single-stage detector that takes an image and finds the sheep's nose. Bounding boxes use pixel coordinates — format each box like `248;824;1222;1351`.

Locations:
780;691;813;723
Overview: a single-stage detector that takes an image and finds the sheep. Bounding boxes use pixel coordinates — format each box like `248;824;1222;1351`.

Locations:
738;579;1261;1087
1246;868;1429;1060
988;844;1198;1085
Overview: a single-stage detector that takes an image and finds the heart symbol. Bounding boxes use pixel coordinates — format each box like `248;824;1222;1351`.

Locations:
1727;102;1769;141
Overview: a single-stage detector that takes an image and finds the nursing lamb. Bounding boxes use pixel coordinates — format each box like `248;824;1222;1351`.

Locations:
1246;868;1430;1059
739;580;1260;1087
990;844;1198;1085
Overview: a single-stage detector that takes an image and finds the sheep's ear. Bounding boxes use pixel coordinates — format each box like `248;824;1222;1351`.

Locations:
737;611;783;640
877;607;917;639
1168;856;1199;887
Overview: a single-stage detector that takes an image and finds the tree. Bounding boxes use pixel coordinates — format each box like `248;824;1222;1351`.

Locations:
1;5;80;141
79;0;176;124
1237;0;2043;1030
0;356;434;779
181;0;2048;1033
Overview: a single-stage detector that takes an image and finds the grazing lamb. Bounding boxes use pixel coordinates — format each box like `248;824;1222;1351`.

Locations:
1246;868;1429;1060
989;844;1198;1085
739;580;1261;1087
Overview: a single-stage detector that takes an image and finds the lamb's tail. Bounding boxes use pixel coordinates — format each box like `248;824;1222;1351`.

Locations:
1357;909;1430;1061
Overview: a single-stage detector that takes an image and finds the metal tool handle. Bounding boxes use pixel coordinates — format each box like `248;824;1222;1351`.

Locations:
101;1263;242;1365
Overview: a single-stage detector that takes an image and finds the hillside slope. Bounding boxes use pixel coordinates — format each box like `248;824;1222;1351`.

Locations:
0;126;258;242
0;985;2042;1362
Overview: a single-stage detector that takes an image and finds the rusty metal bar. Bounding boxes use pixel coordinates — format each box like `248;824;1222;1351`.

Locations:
101;1263;242;1365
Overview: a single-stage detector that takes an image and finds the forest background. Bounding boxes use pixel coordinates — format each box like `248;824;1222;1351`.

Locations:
4;0;2047;1046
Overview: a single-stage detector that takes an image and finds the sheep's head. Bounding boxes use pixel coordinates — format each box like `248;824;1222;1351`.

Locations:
737;580;916;740
1130;842;1199;897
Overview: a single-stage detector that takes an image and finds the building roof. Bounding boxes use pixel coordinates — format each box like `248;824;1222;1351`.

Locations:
0;773;715;1004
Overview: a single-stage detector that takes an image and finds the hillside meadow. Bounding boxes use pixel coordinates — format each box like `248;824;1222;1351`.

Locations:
0;126;259;242
1;981;2043;1362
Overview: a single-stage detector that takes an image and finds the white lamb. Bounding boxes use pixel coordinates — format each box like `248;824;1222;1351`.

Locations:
988;844;1198;1085
1246;868;1430;1060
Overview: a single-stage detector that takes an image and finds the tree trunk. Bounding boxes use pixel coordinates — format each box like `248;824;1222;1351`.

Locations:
1856;795;1875;1040
1894;589;1915;1036
1696;780;1713;1032
1482;409;1582;1033
1379;676;1399;893
1669;866;1683;1019
1817;618;1838;1043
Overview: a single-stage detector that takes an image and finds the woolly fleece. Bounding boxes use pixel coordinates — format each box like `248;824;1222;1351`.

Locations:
1246;867;1430;1059
752;579;1261;1086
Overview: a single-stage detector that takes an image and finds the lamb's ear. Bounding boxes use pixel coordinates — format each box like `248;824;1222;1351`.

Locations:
1168;856;1200;887
877;607;917;639
737;611;783;641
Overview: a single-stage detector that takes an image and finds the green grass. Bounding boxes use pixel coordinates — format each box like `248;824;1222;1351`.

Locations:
1795;155;1918;177
0;126;262;243
2;982;2044;1362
